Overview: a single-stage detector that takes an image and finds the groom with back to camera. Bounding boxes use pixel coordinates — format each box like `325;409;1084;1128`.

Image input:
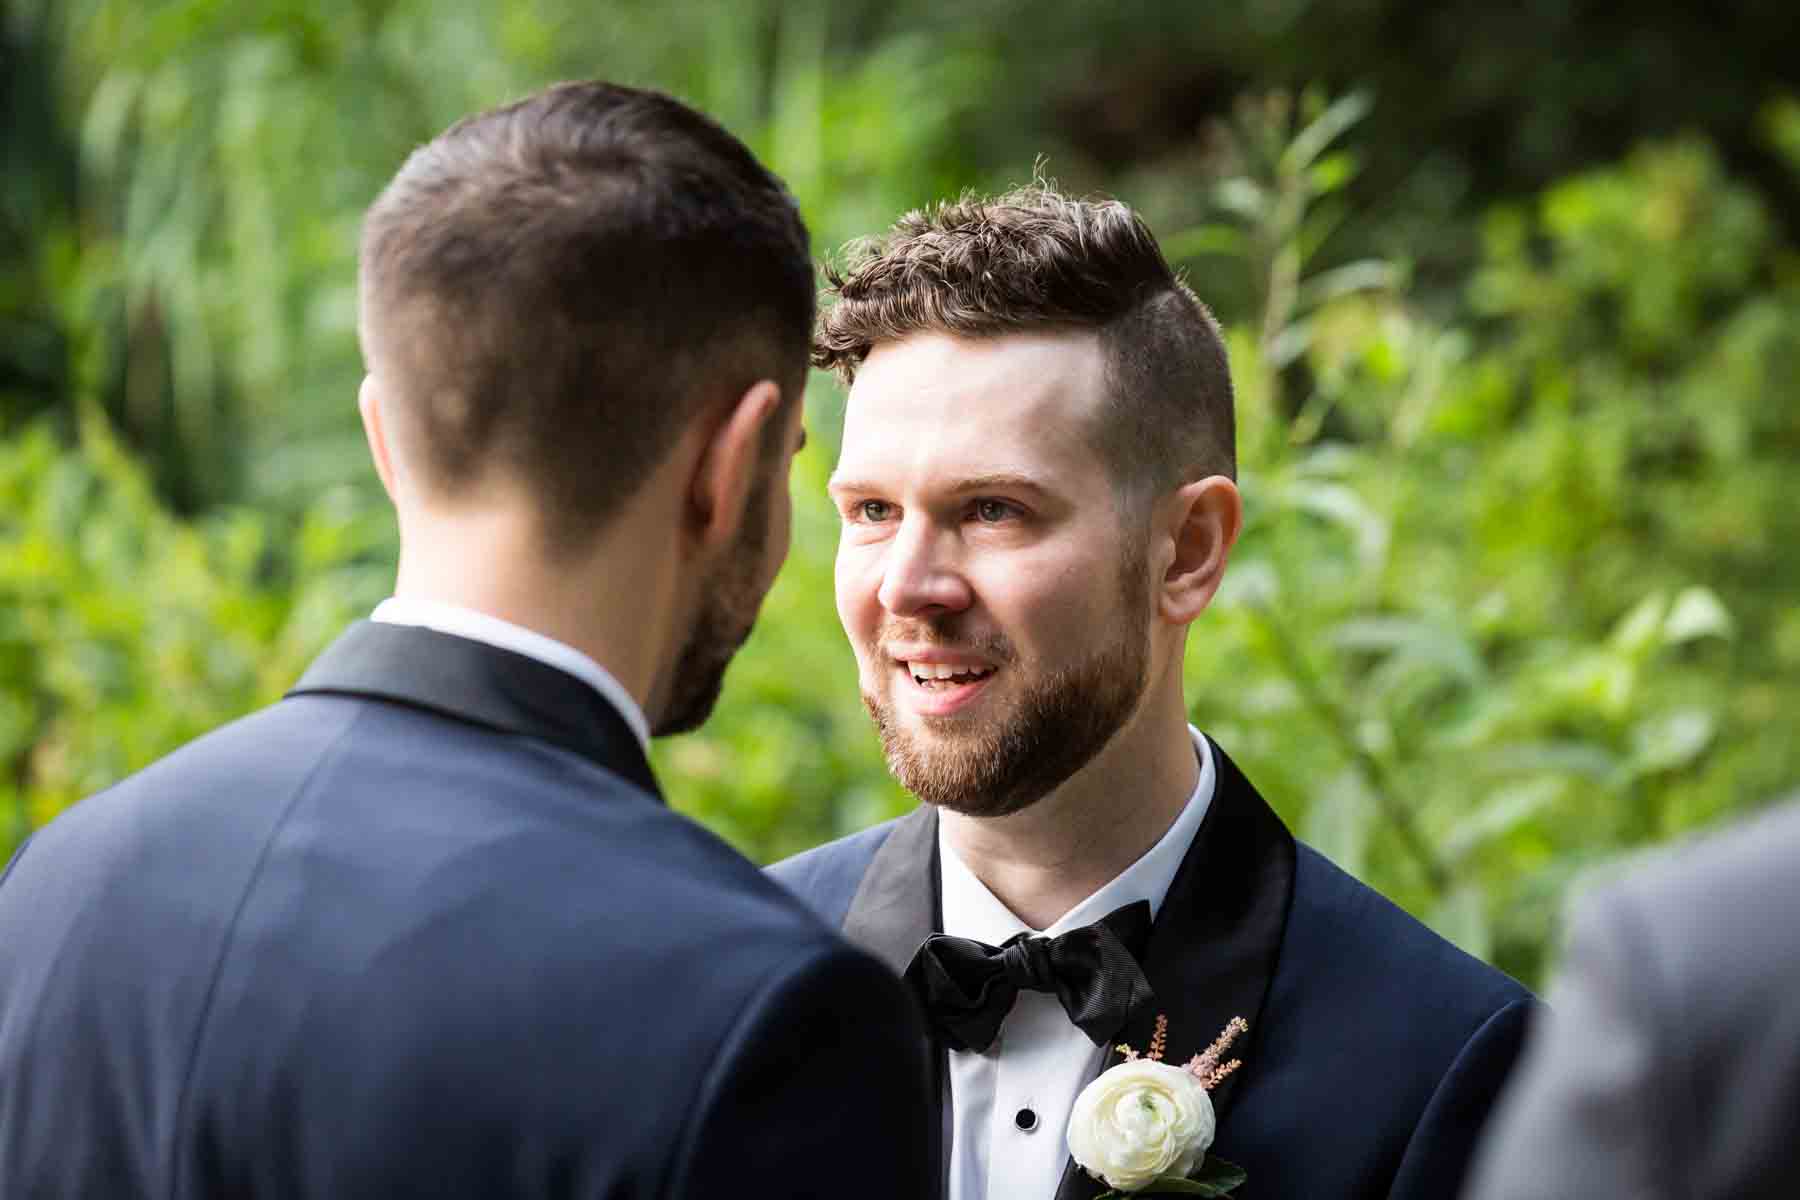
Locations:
0;81;931;1198
772;186;1535;1200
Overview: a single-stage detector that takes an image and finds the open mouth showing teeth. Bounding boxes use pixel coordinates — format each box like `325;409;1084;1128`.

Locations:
906;662;996;688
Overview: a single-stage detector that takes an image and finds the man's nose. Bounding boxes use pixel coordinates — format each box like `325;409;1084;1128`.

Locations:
876;521;973;618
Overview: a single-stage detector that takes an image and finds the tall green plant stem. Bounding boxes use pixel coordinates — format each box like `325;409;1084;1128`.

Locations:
1250;606;1452;898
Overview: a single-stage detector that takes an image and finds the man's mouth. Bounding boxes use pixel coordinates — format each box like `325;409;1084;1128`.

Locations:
888;655;1000;717
903;661;998;689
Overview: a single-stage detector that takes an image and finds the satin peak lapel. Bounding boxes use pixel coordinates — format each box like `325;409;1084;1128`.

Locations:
1054;739;1297;1200
841;805;939;975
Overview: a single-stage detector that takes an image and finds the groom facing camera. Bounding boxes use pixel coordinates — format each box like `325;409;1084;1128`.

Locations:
0;82;930;1198
772;187;1534;1200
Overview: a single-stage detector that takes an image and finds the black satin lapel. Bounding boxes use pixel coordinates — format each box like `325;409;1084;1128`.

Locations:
838;805;946;1200
1053;1044;1126;1200
1130;741;1288;1115
1055;738;1296;1200
288;621;659;797
841;804;939;974
1129;738;1294;1115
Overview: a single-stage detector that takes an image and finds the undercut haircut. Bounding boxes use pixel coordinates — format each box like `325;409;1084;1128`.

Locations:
359;81;814;554
815;186;1234;494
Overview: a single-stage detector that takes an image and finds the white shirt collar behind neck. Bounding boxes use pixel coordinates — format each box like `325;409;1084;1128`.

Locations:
369;596;650;750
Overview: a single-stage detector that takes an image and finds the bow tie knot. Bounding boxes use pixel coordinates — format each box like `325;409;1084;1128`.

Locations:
904;900;1157;1054
999;935;1059;992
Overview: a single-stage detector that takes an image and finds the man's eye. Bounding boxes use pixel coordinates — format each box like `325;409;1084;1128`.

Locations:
856;500;893;522
973;499;1017;523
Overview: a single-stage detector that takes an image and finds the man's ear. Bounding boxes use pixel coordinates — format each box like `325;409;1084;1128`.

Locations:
1158;475;1243;625
359;375;400;503
686;379;783;552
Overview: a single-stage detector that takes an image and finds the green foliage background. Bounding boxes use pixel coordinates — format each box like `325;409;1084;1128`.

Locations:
4;0;1797;986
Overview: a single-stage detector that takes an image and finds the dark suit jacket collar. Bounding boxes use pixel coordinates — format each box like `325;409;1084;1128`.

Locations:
841;737;1296;1200
841;807;948;1196
288;620;661;799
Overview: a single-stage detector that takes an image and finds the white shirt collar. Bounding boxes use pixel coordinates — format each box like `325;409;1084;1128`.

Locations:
369;596;651;750
939;725;1217;945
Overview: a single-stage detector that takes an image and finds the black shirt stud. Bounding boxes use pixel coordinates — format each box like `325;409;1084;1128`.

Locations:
1014;1107;1038;1132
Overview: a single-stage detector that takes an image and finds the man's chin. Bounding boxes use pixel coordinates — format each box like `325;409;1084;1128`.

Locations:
903;773;1047;821
865;686;1001;729
865;709;1033;816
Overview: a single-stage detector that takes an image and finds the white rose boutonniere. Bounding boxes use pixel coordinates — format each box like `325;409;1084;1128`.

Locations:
1066;1015;1250;1198
1067;1059;1214;1190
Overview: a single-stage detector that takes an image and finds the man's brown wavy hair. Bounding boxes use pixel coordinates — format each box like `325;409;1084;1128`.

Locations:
814;185;1235;495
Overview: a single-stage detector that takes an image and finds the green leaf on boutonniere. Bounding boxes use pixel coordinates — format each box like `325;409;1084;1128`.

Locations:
1186;1156;1247;1193
1094;1155;1249;1198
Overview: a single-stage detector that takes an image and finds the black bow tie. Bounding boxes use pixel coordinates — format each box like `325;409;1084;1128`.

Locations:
903;900;1157;1054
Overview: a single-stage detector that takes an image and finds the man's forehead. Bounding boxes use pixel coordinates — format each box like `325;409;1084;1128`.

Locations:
837;330;1106;471
854;327;1103;393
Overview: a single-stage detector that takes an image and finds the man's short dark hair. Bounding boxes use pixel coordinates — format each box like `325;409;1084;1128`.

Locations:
815;185;1234;492
359;80;814;553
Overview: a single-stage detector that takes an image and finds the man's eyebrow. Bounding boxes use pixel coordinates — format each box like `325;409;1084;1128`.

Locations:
951;473;1051;495
826;473;1052;496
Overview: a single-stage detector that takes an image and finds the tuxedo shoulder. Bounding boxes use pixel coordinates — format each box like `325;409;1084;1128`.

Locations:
1283;840;1532;1026
1570;802;1800;1001
1592;800;1800;932
0;695;911;1193
766;817;907;927
5;690;860;1037
1226;842;1536;1199
9;694;362;864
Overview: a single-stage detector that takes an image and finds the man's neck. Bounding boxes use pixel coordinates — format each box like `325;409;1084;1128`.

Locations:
938;690;1199;931
389;505;682;721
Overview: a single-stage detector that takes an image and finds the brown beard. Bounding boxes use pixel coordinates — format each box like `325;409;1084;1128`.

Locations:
863;548;1150;817
654;473;773;737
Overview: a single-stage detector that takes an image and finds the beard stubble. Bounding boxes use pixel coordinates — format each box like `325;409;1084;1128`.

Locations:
864;545;1151;817
654;472;775;737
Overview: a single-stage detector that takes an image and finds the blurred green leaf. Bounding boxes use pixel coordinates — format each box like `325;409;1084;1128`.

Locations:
1162;224;1249;262
1281;90;1373;176
1663;587;1734;645
1330;616;1486;686
1295;260;1396;313
1442;779;1563;864
1609;593;1668;658
1303;769;1374;878
1628;710;1717;777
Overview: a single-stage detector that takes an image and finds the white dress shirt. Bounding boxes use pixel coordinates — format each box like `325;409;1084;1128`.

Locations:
369;596;651;749
939;727;1217;1200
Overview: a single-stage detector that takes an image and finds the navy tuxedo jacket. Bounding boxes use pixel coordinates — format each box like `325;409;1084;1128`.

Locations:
771;739;1534;1200
0;622;931;1199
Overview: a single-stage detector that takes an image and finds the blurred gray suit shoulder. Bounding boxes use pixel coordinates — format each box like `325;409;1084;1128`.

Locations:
1465;801;1800;1200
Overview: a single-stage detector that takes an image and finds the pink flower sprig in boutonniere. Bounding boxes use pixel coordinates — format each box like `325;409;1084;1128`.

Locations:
1066;1015;1250;1198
